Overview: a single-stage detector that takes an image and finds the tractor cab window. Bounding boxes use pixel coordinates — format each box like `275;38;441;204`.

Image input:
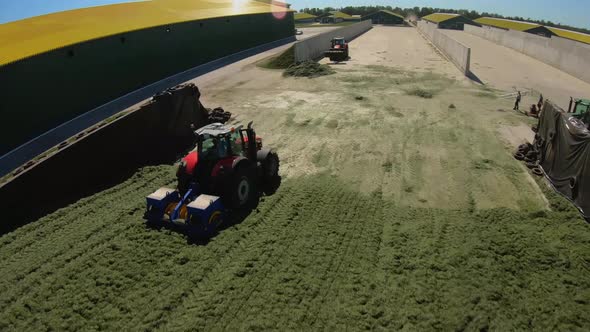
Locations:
216;136;230;158
230;131;244;156
201;137;218;159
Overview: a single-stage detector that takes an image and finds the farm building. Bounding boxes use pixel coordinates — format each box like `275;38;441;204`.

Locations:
422;13;479;30
294;12;317;23
319;11;352;24
474;17;554;37
548;27;590;45
363;10;404;25
0;0;294;156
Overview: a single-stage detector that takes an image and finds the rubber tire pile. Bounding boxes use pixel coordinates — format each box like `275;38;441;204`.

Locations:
207;107;232;124
514;143;544;177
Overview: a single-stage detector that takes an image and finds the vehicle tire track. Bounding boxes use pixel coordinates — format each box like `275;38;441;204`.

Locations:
157;178;342;330
0;167;174;264
0;171;174;310
310;191;385;330
218;181;347;330
119;180;309;330
304;193;368;328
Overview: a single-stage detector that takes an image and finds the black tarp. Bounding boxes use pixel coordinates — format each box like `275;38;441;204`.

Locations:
535;101;590;218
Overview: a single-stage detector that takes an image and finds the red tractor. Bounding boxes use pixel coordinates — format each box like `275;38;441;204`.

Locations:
145;122;279;237
324;37;349;62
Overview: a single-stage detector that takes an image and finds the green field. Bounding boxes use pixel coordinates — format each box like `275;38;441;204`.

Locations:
1;61;589;330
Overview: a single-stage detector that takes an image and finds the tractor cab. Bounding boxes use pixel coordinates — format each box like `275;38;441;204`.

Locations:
331;37;346;49
195;123;245;160
177;123;258;195
194;122;261;160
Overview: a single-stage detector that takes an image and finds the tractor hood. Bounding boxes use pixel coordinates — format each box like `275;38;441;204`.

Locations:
182;151;199;175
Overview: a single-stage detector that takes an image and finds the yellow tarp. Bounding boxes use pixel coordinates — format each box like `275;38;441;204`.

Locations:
0;0;291;66
474;17;540;32
421;13;458;23
548;27;590;45
294;12;316;21
329;11;352;19
380;10;405;20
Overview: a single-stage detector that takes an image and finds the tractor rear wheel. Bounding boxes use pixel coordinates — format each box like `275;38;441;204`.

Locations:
228;166;256;209
262;152;280;195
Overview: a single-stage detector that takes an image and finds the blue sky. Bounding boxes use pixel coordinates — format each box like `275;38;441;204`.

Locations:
0;0;144;23
1;0;589;29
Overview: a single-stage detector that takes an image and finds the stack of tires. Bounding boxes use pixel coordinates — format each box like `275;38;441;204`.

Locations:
514;143;543;176
207;107;232;124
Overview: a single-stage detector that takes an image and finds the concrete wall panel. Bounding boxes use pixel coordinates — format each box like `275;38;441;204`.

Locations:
417;20;471;75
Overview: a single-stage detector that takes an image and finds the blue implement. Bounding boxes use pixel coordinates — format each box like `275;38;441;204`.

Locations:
145;183;224;237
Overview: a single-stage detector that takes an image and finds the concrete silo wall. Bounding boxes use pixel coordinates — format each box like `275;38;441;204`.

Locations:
417;20;471;75
464;24;590;85
0;12;294;156
293;20;372;62
0;83;211;233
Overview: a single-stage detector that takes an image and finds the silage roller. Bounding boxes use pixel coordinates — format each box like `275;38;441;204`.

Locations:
145;183;224;237
324;50;348;62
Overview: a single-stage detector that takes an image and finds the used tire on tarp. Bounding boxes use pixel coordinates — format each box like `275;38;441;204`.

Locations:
526;161;537;169
514;152;525;161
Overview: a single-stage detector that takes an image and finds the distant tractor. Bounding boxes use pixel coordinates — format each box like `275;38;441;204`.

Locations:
145;122;280;237
324;37;349;62
568;97;590;125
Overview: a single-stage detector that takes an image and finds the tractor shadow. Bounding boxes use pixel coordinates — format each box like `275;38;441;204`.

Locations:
207;175;282;243
148;176;282;245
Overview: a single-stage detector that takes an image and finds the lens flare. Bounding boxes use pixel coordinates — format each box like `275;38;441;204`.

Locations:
270;0;287;20
232;0;248;13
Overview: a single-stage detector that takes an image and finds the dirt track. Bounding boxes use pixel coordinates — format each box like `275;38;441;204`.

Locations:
1;26;589;330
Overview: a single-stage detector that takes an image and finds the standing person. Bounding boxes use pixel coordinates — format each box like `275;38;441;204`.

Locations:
514;91;521;111
538;94;544;110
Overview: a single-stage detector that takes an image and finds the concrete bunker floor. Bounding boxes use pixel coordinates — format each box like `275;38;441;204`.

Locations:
0;26;588;330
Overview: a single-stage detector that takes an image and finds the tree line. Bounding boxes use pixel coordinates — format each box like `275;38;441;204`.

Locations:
300;6;590;35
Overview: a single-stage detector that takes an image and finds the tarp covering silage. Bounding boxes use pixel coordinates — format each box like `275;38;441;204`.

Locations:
536;101;590;218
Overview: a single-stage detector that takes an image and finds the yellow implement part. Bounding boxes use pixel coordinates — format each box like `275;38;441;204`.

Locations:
165;202;188;221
